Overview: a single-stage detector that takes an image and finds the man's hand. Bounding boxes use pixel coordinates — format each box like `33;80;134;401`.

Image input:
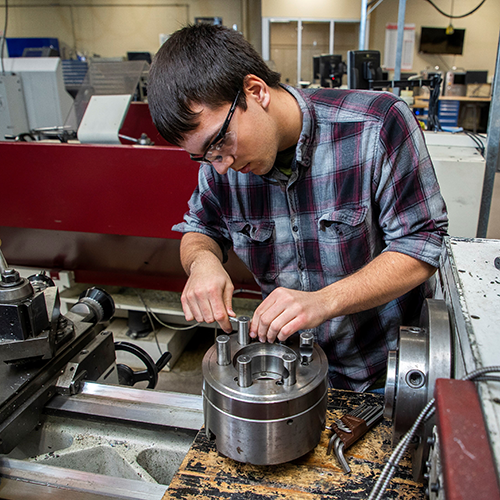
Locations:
180;233;235;333
249;252;436;344
250;288;329;343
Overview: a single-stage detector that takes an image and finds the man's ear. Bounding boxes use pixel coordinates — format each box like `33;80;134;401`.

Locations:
243;74;271;109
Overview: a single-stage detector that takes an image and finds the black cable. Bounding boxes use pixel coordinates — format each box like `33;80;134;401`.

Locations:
463;130;486;158
423;0;487;19
1;0;8;75
368;365;500;500
135;291;164;356
427;75;443;131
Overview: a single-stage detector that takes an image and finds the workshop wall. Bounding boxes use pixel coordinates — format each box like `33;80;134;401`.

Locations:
0;0;257;60
1;0;497;79
261;0;361;20
369;0;500;80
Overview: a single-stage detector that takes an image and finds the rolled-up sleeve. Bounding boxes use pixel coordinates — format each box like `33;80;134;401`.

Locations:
374;100;448;268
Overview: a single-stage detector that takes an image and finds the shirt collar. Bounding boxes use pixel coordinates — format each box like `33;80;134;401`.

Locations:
280;84;316;169
262;84;316;182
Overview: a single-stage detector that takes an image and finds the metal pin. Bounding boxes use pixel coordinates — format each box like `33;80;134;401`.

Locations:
230;316;251;346
0;248;8;275
299;331;314;364
282;352;297;386
300;331;314;347
216;335;231;366
237;354;252;387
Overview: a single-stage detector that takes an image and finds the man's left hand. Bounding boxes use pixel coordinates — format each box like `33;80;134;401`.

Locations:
249;288;329;343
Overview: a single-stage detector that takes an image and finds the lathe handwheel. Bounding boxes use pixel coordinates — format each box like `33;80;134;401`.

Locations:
114;341;171;389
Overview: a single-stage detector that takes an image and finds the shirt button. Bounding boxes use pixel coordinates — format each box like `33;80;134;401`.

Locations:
292;225;299;232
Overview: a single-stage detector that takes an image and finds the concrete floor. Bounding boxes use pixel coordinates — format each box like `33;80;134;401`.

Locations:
153;326;214;395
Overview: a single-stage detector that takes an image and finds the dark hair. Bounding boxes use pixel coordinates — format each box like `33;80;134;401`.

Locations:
148;24;281;146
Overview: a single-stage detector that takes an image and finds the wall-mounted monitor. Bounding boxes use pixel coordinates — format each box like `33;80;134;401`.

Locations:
419;27;465;55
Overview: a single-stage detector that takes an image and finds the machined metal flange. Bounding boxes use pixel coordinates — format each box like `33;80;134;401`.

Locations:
384;298;452;480
202;325;329;465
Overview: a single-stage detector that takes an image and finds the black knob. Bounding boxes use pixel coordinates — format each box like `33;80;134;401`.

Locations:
78;287;115;323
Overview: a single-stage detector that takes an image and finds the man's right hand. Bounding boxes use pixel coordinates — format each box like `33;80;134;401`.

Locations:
180;233;235;333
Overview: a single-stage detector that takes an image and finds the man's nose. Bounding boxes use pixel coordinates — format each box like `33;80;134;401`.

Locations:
213;156;234;175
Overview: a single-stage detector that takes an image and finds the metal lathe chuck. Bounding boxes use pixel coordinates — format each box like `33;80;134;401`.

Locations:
202;317;329;465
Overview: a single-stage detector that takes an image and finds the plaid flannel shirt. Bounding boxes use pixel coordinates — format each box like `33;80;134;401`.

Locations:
173;85;448;391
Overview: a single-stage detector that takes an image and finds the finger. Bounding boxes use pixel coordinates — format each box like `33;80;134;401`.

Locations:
256;303;287;343
181;298;195;322
249;292;279;339
263;308;298;343
222;283;236;326
204;285;232;333
181;289;209;324
213;303;233;333
276;317;303;342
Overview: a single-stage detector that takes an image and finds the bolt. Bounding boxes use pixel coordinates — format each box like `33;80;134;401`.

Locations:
299;331;314;347
1;268;21;284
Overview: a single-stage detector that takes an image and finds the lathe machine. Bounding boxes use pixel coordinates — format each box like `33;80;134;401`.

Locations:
1;236;499;499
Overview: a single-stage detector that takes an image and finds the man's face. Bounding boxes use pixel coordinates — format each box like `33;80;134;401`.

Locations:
181;92;280;176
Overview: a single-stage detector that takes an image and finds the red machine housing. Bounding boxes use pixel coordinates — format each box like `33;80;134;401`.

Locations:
434;378;500;500
0;103;256;292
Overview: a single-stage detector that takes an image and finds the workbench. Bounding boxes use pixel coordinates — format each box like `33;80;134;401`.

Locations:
163;390;425;499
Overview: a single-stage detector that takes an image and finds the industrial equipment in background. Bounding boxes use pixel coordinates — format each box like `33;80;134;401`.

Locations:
378;237;500;499
0;247;116;454
313;54;346;88
0;53;152;145
1;231;500;499
202;317;329;465
0;57;73;141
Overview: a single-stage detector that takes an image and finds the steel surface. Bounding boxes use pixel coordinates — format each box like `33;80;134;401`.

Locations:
203;332;329;465
46;382;204;431
384;298;452;480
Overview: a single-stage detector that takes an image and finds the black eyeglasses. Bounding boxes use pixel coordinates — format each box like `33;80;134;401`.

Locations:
189;90;241;164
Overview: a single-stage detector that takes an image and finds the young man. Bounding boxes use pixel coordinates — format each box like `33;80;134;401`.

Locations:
148;24;448;391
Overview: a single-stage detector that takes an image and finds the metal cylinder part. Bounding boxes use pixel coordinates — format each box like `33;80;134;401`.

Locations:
282;352;297;386
299;331;314;364
237;354;253;387
229;315;251;346
384;298;452;481
203;332;329;465
300;331;314;346
216;335;231;366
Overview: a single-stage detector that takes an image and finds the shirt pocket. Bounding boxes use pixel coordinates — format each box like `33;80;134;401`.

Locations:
226;219;279;282
317;206;371;277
